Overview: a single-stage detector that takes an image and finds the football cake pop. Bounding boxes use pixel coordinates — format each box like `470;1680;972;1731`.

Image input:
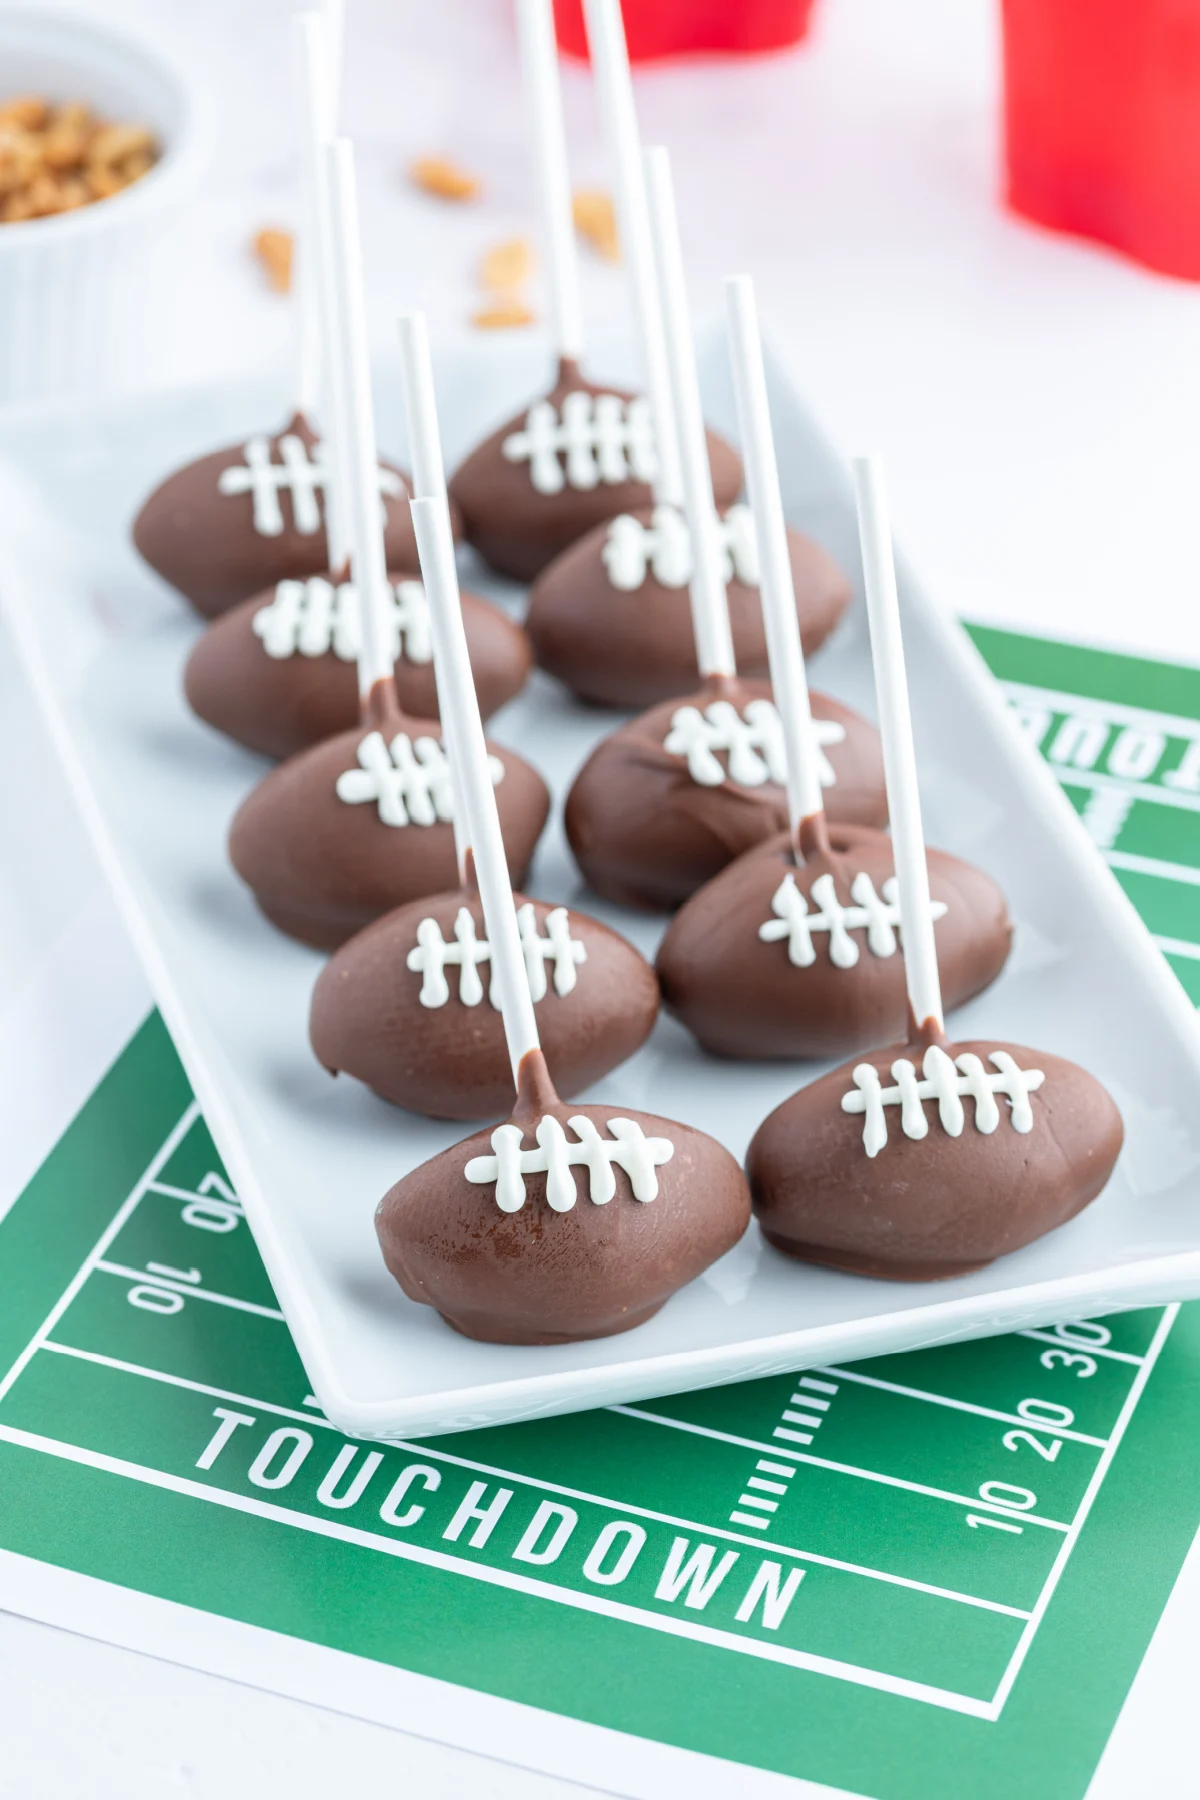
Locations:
446;0;741;583
525;0;849;709
309;311;659;1119
182;19;531;761
748;457;1123;1279
375;495;749;1342
131;7;452;619
565;149;886;911
656;278;1012;1058
229;139;548;950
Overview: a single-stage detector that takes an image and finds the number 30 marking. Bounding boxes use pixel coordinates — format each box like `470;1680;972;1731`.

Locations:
1040;1348;1097;1378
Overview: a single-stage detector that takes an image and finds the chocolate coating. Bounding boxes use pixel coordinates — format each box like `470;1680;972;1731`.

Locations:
565;678;887;911
228;693;550;950
448;359;743;583
376;1052;751;1342
310;888;660;1119
133;413;453;619
184;577;533;760
527;512;850;709
656;826;1012;1060
748;1037;1124;1280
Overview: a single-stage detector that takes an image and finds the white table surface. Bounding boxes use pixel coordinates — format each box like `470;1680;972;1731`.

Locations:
2;0;1198;1793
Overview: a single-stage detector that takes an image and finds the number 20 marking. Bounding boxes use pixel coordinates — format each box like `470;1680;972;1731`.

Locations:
1003;1427;1061;1461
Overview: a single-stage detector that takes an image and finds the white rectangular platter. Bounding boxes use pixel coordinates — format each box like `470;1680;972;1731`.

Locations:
4;332;1200;1440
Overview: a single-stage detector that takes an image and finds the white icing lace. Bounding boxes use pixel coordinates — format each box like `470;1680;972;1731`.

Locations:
759;871;948;969
217;434;402;538
252;577;431;664
841;1045;1046;1158
602;502;759;591
501;392;657;496
465;1115;674;1213
335;731;503;827
407;904;587;1008
664;698;845;790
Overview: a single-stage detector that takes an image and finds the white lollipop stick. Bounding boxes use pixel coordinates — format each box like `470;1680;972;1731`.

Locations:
515;0;585;365
852;455;944;1041
293;0;345;429
398;309;469;883
325;138;394;701
643;147;735;680
724;275;822;844
411;497;540;1086
582;0;681;507
294;9;349;571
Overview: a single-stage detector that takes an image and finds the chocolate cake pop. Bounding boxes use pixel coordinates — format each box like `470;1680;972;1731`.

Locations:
183;554;531;761
527;504;848;709
375;496;749;1343
229;140;549;950
564;152;886;912
524;0;846;707
567;682;885;910
132;420;426;620
748;456;1123;1279
308;310;659;1117
446;0;741;582
656;278;1011;1055
180;26;529;761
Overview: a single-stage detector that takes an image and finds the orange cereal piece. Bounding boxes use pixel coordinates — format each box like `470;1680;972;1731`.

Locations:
254;227;294;294
409;154;481;203
479;237;535;294
572;188;620;261
471;299;537;330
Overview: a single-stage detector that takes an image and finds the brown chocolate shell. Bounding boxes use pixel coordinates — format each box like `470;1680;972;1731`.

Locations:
184;576;533;760
447;358;743;583
564;678;887;911
656;826;1012;1060
310;888;661;1120
228;696;550;951
133;413;455;619
747;1037;1124;1280
527;510;850;709
377;1052;750;1343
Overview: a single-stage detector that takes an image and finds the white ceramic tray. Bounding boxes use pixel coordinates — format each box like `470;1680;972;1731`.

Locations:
4;334;1200;1441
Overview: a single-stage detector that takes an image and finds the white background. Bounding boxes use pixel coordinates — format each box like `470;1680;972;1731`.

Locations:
1;0;1198;1792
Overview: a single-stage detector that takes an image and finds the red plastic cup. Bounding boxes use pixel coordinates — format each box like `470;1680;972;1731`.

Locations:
1003;0;1200;279
553;0;815;63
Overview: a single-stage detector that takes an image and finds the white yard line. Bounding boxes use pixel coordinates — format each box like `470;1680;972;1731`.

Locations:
609;1406;1069;1531
1156;935;1200;962
1000;680;1200;747
815;1366;1108;1446
0;1421;1001;1717
985;1304;1181;1722
1104;851;1200;888
23;1342;1029;1621
0;1103;200;1408
1049;765;1200;819
93;1261;284;1321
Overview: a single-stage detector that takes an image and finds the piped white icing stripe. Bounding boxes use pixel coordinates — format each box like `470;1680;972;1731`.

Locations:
664;698;846;790
841;1046;1045;1158
407;904;587;1008
465;1115;674;1213
602;502;760;591
335;731;503;827
252;578;432;665
217;434;403;538
759;872;948;969
501;392;657;496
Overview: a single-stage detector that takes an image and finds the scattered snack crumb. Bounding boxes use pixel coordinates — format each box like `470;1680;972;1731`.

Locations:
572;188;619;261
479;236;535;295
254;227;294;294
409;155;481;203
0;97;160;224
471;299;537;330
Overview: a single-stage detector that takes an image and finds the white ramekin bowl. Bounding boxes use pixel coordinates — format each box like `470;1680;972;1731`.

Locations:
0;8;209;403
